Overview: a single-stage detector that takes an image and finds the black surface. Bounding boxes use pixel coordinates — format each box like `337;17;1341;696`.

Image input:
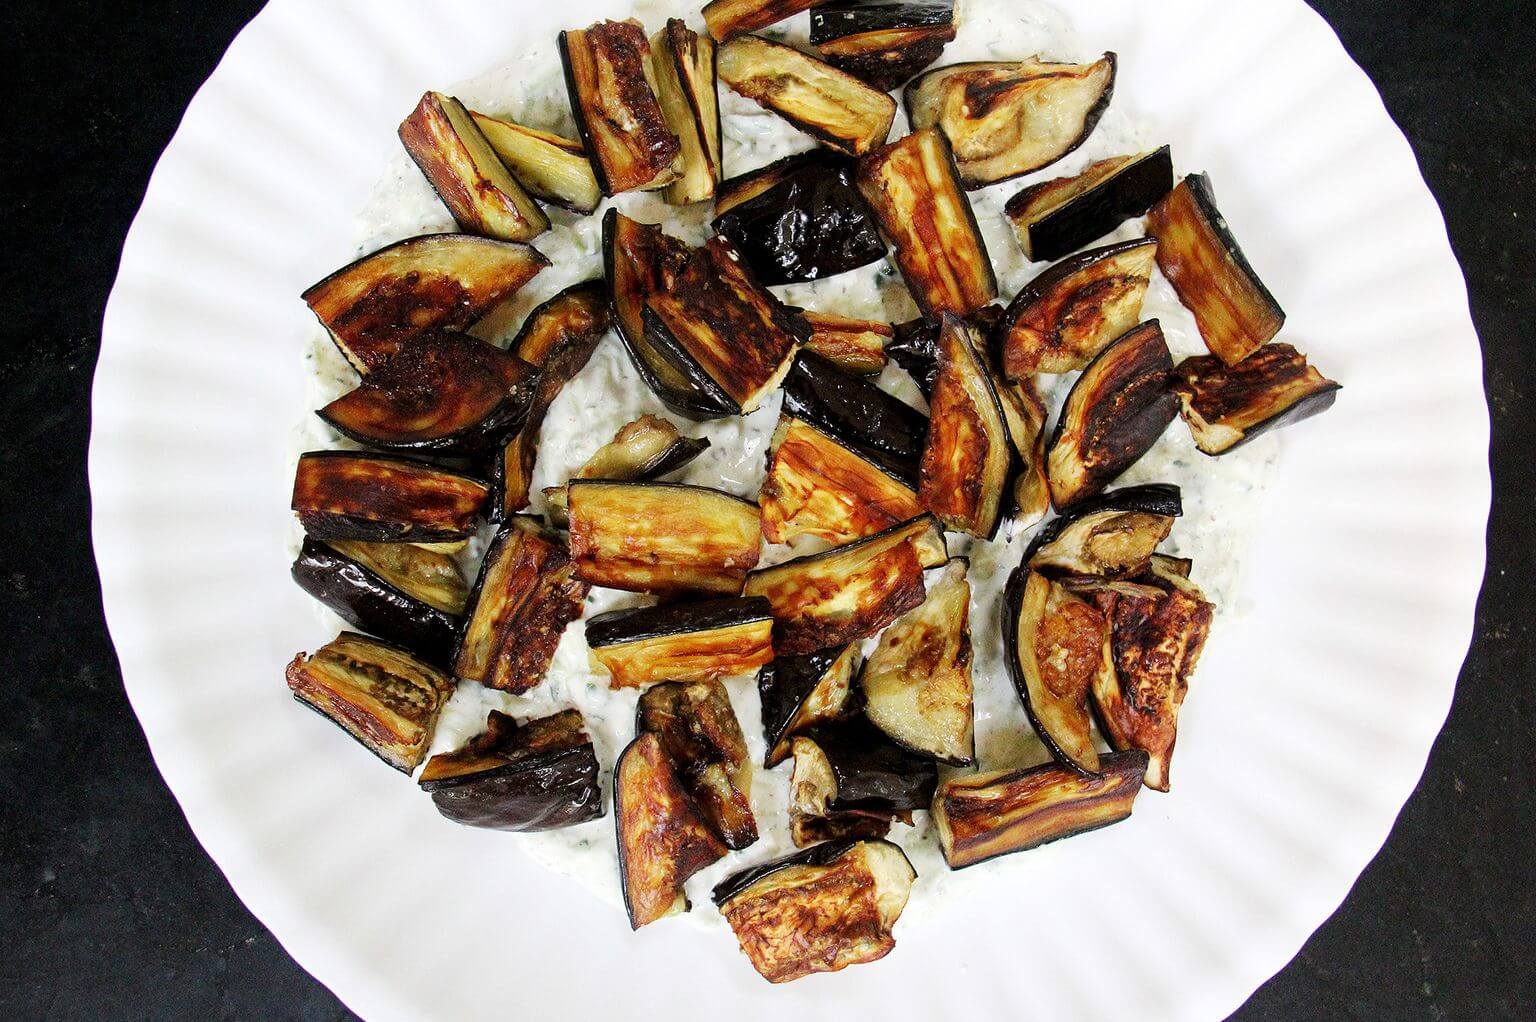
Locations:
0;1;1529;1018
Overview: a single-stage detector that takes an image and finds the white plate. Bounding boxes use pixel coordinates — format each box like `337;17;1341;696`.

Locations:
91;0;1488;1018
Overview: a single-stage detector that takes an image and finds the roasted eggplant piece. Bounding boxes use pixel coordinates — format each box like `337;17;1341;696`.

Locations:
587;597;776;688
637;680;758;848
905;55;1116;189
918;314;1013;538
711;152;887;285
759;644;859;767
284;632;453;773
782;352;928;488
887;303;1004;397
649;20;722;205
760;415;924;545
470;112;602;215
399;91;550;242
1005;146;1173;262
559;19;682;195
1046;320;1177;509
932;750;1148;868
291;451;489;544
790;717;938;816
1025;484;1181;578
718;36;896;158
544;415;711;523
802;312;891;375
324;539;468;613
856;128;996;316
418;710;603;831
790;812;893;846
291;538;462;664
1003;569;1105;774
859;558;973;764
809;0;956;92
1172;343;1340;455
993;369;1051;529
615;732;729;928
453;518;588;693
703;0;825;41
1147;173;1285;364
302;234;549;374
998;238;1158;378
743;513;946;656
713;838;916;983
567;480;762;595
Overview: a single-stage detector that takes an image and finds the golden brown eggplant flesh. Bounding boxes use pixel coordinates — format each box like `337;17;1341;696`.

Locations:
713;838;915;984
1147;173;1286;365
544;415;711;524
285;632;454;774
1047;320;1177;509
587;597;776;688
291;538;461;665
760;415;924;546
905;54;1116;189
470;112;602;214
649;19;722;205
802;312;891;375
1005;146;1173;262
291;452;489;544
990;367;1051;529
1025;483;1182;578
718;36;896;158
918;314;1013;538
1172;343;1340;455
1003;568;1104;773
790;717;939;816
758;644;859;767
560;20;683;195
638;680;758;849
704;0;826;41
302;234;549;374
810;1;956;92
326;539;468;614
419;709;603;830
782;352;929;488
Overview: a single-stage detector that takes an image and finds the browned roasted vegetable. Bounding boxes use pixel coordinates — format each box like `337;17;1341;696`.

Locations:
638;680;758;848
887;303;1004;397
802;312;891;375
1005;146;1173;262
543;415;711;523
782;352;928;487
809;1;956;92
649;20;722;205
587;597;776;688
615;732;729;928
1003;569;1104;773
713;839;916;983
559;20;682;195
704;0;827;42
470;112;602;214
743;513;947;656
717;36;896;158
291;452;489;544
760;415;924;545
1025;484;1181;578
856;128;996;316
993;369;1051;529
790;717;938;817
285;632;454;773
303;234;549;374
418;710;603;830
1172;343;1340;455
1046;320;1176;509
758;644;859;767
790;812;893;847
932;750;1148;867
905;55;1116;188
918;314;1013;538
399;91;550;242
998;238;1158;378
1146;173;1286;364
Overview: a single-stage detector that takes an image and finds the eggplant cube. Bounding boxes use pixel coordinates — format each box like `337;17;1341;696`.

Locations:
291;451;490;545
1005;146;1174;262
802;312;891;375
789;717;939;817
704;0;826;41
917;314;1014;538
560;20;683;195
1025;483;1182;579
809;0;957;93
1004;568;1106;774
470;111;602;215
638;680;759;849
782;352;929;488
760;415;924;546
758;644;859;767
1172;343;1340;455
649;19;722;206
586;597;776;689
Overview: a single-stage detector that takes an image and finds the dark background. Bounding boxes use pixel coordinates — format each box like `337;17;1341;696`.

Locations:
1;1;1529;1018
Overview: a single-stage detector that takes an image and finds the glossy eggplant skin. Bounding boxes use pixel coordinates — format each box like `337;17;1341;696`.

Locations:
637;680;759;849
703;0;826;41
802;312;891;375
1005;146;1173;262
418;710;603;831
809;1;956;92
470;112;602;215
918;314;1014;538
291;538;461;665
790;812;893;847
586;597;776;688
1002;568;1104;774
559;20;682;195
291;451;490;544
791;717;939;815
1046;320;1177;509
758;645;859;767
888;303;1004;398
650;19;722;206
782;352;929;488
1025;483;1182;578
1172;343;1341;455
711;152;887;286
760;415;924;546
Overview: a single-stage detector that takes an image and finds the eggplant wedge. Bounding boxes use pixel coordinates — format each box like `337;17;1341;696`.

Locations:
638;680;758;848
712;839;916;984
649;20;722;205
1026;483;1182;578
291;538;462;665
544;415;711;523
790;812;893;847
998;238;1158;378
703;0;825;41
1003;569;1105;773
856;128;996;316
718;36;896;158
802;312;891;375
492;280;612;517
644;238;807;416
932;751;1148;868
1006;146;1174;262
399;91;549;242
993;369;1051;529
291;452;489;544
789;717;938;816
782;352;928;488
470;112;602;214
758;644;859;767
859;558;974;764
615;732;729;928
743;514;947;656
587;597;776;688
567;480;762;595
918;314;1013;538
712;152;887;285
905;55;1116;189
887;303;1004;398
1172;343;1340;455
1147;173;1286;364
809;0;956;93
453;518;588;693
760;415;924;546
560;20;683;195
419;710;603;831
1046;320;1177;509
284;632;454;774
303;234;548;374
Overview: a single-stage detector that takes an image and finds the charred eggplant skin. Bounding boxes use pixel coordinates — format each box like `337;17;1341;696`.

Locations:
809;1;956;92
291;538;460;665
782;352;928;488
1005;146;1173;262
710;836;860;905
704;0;826;41
797;717;939;814
1172;343;1341;455
758;645;858;767
559;20;682;195
291;451;490;544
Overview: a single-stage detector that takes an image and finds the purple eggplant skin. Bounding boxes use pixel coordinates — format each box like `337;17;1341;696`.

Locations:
801;716;939;814
809;1;953;42
586;596;775;648
889;304;1005;398
712;836;913;906
1007;146;1174;263
759;645;857;767
782;353;928;488
1022;484;1183;565
291;538;460;666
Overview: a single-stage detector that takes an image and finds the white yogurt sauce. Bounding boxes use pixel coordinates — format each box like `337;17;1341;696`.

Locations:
290;0;1279;931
